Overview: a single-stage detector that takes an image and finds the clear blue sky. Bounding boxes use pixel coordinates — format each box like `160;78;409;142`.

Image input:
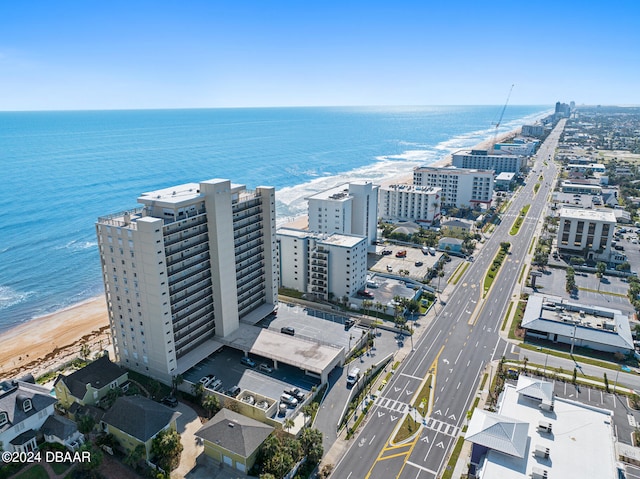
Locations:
2;1;639;110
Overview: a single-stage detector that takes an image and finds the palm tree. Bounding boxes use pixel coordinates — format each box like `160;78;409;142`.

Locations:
202;394;220;418
302;402;319;427
362;299;373;317
283;418;295;433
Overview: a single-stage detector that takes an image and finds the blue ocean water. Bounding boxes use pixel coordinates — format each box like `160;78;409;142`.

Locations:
0;106;550;332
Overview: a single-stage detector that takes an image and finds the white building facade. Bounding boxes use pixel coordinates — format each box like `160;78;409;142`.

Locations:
452;149;523;173
277;228;367;301
413;166;494;208
378;185;441;223
96;179;278;382
556;207;616;262
306;181;378;249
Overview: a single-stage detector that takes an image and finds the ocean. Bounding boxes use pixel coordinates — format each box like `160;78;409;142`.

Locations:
0;105;551;333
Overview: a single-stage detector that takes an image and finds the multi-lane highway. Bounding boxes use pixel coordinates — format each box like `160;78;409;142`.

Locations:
332;121;566;479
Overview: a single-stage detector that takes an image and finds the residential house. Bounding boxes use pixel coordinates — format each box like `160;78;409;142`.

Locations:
101;395;181;460
195;408;274;474
437;237;463;254
0;379;56;453
41;415;84;450
54;355;128;409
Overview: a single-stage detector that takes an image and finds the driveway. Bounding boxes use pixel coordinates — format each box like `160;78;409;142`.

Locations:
172;402;204;479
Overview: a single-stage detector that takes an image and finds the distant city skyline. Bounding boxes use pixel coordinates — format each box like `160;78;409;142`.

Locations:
2;1;639;111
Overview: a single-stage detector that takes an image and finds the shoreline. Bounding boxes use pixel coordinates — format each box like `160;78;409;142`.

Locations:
0;127;521;381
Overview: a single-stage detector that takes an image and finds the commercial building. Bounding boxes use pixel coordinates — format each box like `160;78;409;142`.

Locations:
378;184;441;224
452;149;523;174
494;172;516;191
556;207;616;262
306;181;379;249
520;293;633;355
412;166;494;208
96;179;278;383
466;377;618;479
277;228;368;301
560;181;603;196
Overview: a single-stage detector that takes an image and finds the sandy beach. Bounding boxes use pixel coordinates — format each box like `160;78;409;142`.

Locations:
0;296;110;380
0;128;520;381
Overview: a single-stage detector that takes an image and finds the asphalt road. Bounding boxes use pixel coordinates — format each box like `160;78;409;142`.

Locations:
331;121;566;479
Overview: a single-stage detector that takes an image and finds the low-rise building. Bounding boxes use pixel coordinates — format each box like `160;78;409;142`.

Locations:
466;377;617;479
276;228;368;301
494;172;516;191
196;408;274;474
0;379;57;453
41;415;84;450
521;293;633;355
441;219;473;236
561;181;602;196
101;395;181;460
54;355;128;409
412;166;494;208
378;184;441;224
438;237;463;254
556;207;616;262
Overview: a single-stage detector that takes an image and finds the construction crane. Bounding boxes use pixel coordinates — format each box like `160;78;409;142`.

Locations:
490;83;515;153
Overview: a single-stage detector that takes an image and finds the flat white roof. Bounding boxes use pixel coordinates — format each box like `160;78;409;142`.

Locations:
471;383;616;479
138;182;202;205
305;184;351;202
496;172;515;181
221;324;343;375
559;206;616;222
276;228;366;248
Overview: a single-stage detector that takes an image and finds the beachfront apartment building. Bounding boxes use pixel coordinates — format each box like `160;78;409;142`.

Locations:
452;149;523;173
305;181;379;250
378;184;441;224
96;179;278;383
412;166;494;208
556;207;617;263
277;227;368;301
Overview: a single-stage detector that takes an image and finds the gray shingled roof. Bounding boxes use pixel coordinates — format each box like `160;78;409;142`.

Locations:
102;396;181;442
195;408;274;458
41;414;78;441
54;355;126;399
0;380;56;434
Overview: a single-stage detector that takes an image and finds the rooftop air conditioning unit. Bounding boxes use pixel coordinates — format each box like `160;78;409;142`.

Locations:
534;445;550;459
537;420;552;433
531;467;548;479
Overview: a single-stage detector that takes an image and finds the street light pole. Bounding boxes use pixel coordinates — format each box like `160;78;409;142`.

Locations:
570;323;577;356
613;369;620;394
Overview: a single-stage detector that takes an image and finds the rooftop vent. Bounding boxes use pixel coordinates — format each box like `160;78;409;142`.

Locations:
532;467;548;479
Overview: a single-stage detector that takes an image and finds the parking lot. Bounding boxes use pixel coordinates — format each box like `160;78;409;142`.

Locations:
368;243;465;286
183;346;320;419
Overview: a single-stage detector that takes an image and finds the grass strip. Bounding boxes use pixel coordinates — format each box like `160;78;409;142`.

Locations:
451;262;470;285
394;415;421;443
441;436;466;479
501;302;513;331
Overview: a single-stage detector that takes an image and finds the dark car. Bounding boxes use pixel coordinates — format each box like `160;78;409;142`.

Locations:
357;290;374;299
226;385;241;397
161;396;178;408
287;388;306;401
381;250;393;255
281;326;295;336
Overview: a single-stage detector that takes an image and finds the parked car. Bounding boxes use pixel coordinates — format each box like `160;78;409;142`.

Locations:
357;290;374;299
281;326;295;336
161;396;178;408
280;393;298;407
199;374;215;388
209;379;223;391
226;385;241;397
415;261;423;267
240;357;256;367
381;249;393;255
258;363;274;373
287;388;305;401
